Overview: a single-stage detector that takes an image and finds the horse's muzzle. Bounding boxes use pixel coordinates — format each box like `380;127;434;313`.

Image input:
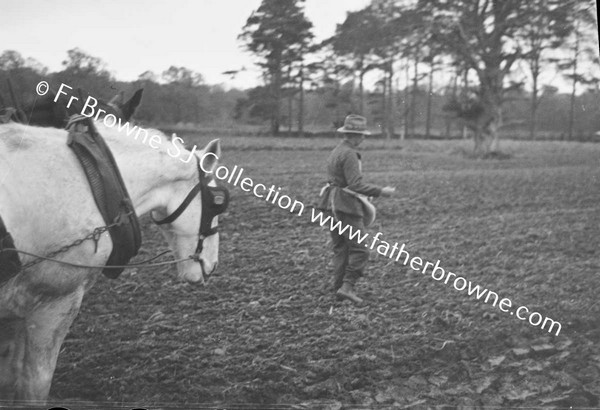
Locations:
182;269;205;285
182;259;218;285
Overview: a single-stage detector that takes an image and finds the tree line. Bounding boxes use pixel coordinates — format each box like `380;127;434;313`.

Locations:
1;0;599;154
0;48;243;127
237;0;600;154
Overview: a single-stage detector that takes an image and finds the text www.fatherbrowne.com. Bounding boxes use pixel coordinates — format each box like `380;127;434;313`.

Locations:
310;208;562;336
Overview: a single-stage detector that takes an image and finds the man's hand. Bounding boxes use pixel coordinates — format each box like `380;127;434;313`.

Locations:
381;186;396;197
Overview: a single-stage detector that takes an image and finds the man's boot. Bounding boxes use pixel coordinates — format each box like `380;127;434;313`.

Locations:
332;274;344;292
336;282;363;304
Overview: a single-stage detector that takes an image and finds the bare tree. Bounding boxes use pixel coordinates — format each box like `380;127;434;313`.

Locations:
425;0;546;155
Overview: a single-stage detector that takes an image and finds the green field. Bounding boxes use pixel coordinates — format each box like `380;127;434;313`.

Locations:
52;136;600;407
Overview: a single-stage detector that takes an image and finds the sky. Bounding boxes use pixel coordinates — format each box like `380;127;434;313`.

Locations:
3;0;598;94
2;0;370;89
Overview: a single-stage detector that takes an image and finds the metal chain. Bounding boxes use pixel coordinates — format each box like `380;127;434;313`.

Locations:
21;219;122;271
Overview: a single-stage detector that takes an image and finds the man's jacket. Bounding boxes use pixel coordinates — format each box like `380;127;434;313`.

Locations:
318;140;382;217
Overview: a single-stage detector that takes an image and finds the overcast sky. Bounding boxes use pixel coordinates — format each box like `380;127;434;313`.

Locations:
4;0;598;94
2;0;369;88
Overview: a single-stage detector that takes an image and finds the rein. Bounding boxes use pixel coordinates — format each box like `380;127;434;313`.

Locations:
1;248;194;270
0;218;195;273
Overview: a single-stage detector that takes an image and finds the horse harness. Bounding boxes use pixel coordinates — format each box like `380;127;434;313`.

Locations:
0;116;229;281
0;216;21;284
152;156;229;260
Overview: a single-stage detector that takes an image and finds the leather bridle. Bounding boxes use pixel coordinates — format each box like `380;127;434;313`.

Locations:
152;157;229;262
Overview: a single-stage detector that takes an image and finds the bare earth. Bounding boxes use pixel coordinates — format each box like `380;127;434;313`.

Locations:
49;137;600;408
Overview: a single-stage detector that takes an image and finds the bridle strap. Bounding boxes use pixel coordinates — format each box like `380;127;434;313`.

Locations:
151;156;227;260
152;182;202;225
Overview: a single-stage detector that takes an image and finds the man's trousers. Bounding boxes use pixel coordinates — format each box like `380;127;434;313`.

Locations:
330;211;369;289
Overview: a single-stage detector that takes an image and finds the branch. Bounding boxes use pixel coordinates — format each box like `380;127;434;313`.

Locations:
501;50;521;75
503;81;524;93
455;20;485;77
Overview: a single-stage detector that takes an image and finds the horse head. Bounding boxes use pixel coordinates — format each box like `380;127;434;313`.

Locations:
22;88;144;128
0;104;229;404
151;137;228;284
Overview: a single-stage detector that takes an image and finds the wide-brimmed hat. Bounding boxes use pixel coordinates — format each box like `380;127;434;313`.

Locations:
337;114;371;135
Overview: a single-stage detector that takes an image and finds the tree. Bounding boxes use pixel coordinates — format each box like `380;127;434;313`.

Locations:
61;47;111;78
0;50;26;71
371;1;431;139
294;58;323;136
425;0;552;155
396;4;431;139
331;7;381;116
234;85;274;124
0;50;48;110
239;0;314;135
330;1;437;139
517;0;573;140
423;54;442;138
160;67;207;124
555;0;599;140
316;45;356;129
0;50;47;78
162;66;204;87
138;70;158;83
372;0;402;139
55;48;114;100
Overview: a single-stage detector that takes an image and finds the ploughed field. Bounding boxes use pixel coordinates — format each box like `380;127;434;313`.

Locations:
51;137;600;408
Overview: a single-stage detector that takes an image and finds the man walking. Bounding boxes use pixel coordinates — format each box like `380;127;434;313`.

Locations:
319;114;395;304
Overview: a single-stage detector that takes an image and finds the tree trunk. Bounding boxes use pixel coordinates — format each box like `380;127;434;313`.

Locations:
387;60;395;139
529;61;539;140
271;59;282;136
445;74;458;138
479;81;503;156
288;94;292;135
568;26;579;141
298;64;304;138
489;106;502;152
403;59;409;140
410;56;419;138
381;73;388;138
425;63;434;139
358;56;365;116
462;68;469;139
288;65;293;135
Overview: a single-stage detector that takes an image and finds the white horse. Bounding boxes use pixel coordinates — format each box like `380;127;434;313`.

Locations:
0;117;225;403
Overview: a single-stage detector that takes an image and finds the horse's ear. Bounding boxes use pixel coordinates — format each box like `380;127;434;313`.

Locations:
198;139;221;173
108;91;124;106
120;89;144;121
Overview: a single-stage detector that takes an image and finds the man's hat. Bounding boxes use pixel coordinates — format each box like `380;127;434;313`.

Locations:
337;114;371;135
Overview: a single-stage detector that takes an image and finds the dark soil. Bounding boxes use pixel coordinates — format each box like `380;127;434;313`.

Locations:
49;139;600;409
